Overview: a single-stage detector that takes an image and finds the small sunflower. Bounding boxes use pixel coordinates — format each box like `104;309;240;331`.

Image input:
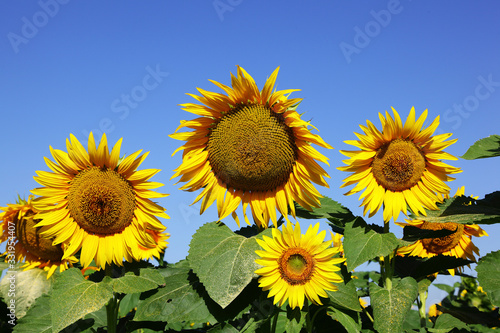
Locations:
396;187;487;275
255;222;344;309
170;66;332;228
31;133;169;269
330;230;344;257
338;107;462;222
137;229;170;261
0;196;77;278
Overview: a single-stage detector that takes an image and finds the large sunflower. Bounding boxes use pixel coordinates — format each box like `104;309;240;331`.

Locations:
170;66;332;228
31;133;169;269
255;222;344;309
396;188;487;275
0;196;77;278
338;107;462;222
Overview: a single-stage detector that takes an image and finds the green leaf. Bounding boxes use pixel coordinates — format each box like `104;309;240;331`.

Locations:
294;196;356;229
429;313;468;333
476;250;500;307
343;217;407;271
134;266;217;330
50;268;113;333
411;192;500;225
0;268;51;319
327;307;361;333
112;268;164;294
188;221;272;308
13;294;51;333
370;277;418;333
461;135;500;160
327;279;362;312
118;293;140;318
284;307;307;333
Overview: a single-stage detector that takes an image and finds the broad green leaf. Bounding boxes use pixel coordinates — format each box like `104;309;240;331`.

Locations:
429;313;468;333
327;307;361;333
134;266;217;330
50;268;113;333
370;277;418;333
402;309;423;331
13;294;51;333
82;306;107;332
188;221;272;308
343;217;407;271
284;307;307;333
476;250;500;306
327;279;362;312
0;268;51;319
118;292;141;318
461;135;500;160
112;268;164;294
411;192;500;225
294;196;355;232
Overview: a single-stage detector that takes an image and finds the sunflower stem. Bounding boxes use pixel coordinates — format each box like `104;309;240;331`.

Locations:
270;308;279;333
382;220;394;290
418;288;428;328
305;303;313;333
105;265;119;333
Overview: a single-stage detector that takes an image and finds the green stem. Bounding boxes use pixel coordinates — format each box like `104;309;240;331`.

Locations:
106;294;118;333
305;303;313;333
382;220;394;290
270;308;279;333
105;264;118;333
418;288;428;328
310;305;328;328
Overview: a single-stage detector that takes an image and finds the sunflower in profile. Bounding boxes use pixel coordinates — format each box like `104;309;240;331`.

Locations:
338;107;462;222
170;66;332;228
396;188;487;275
31;133;169;269
0;196;77;278
255;222;344;309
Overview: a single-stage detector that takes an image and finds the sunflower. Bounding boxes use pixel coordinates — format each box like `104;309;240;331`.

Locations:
255;222;344;309
31;133;169;269
0;196;77;278
338;107;462;222
330;230;344;257
137;229;170;261
170;66;332;228
396;188;487;275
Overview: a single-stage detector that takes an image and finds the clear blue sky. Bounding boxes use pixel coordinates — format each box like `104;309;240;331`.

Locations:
1;1;500;304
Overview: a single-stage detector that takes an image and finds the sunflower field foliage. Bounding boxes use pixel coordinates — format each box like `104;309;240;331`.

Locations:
1;67;500;333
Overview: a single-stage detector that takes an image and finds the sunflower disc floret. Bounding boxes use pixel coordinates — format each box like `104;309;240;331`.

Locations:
338;107;462;222
170;66;333;228
31;133;170;269
255;222;344;309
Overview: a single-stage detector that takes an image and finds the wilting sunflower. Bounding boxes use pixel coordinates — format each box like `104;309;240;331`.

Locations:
31;133;169;269
396;187;487;275
255;222;344;309
338;107;462;222
170;66;332;228
0;196;77;278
